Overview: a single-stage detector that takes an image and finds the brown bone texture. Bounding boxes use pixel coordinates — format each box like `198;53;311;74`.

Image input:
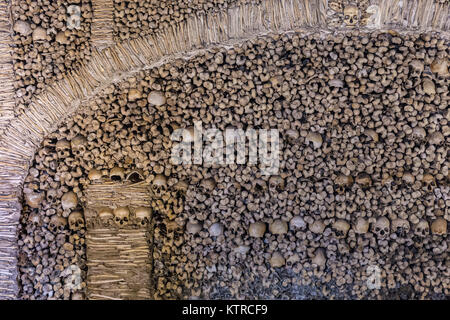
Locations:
0;0;449;299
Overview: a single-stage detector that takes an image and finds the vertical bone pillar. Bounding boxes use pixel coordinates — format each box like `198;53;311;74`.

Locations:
84;181;153;300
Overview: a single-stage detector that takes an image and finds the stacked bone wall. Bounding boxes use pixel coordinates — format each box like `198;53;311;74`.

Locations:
0;0;448;300
17;30;449;299
85;181;154;300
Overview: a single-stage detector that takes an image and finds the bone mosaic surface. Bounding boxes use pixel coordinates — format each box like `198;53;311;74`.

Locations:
0;0;448;299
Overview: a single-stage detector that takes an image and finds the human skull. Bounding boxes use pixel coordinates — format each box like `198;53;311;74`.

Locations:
270;252;285;268
128;88;142;101
14;20;32;35
430;59;449;77
56;139;71;158
373;217;390;238
61;192;78;211
135;207;152;226
186;221;202;234
332;219;350;238
311;248;327;267
269;219;288;235
289;216;306;230
414;220;429;237
88;169;103;181
305;132;323;149
335;174;354;194
422;174;437;192
355;173;372;188
110;167;125;181
286;254;300;267
409;60;424;77
427;132;444;145
98;207;114;224
49;215;67;232
249;222;266;237
309;219;326;234
268;175;284;192
25;192;44;208
71;135;87;157
46;189;57;204
402;172;415;185
28;212;42;226
391;219;410;237
209;223;224;237
422;79;436;95
411;126;426;141
152;175;168;198
55;31;68;44
354;217;369;234
147;91;166;106
68;211;85;231
126;169;145;183
114;207;130;227
200;178;216;193
344;5;359;26
431;218;447;235
32;27;47;42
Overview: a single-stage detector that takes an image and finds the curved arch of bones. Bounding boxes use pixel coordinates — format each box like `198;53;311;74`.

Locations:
0;0;448;299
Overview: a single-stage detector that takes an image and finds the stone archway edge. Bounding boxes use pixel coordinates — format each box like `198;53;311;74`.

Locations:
0;0;15;132
0;0;448;299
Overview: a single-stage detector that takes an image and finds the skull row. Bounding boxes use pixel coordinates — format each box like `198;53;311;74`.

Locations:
308;217;447;238
97;206;152;227
56;135;87;158
88;167;145;183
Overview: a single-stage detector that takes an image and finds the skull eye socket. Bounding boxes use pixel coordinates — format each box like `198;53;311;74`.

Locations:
111;175;122;181
127;172;143;183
